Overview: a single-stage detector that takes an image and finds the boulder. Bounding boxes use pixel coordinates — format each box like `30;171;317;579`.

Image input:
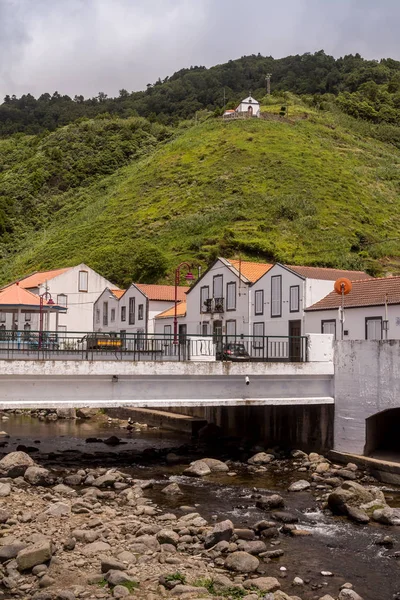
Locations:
248;452;274;465
204;519;234;548
345;506;370;524
288;480;311;492
101;558;126;573
225;551;259;573
44;502;71;517
17;541;52;571
82;541;111;556
184;460;211;477
0;451;35;478
0;482;11;497
237;540;267;555
328;481;386;515
271;511;299;524
0;543;27;562
372;506;400;526
0;508;10;523
244;577;280;592
156;529;180;546
256;494;284;510
161;482;183;495
56;408;76;419
105;570;136;586
338;590;364;600
201;458;229;472
76;408;99;419
24;466;53;486
53;484;77;497
315;462;331;474
92;472;119;487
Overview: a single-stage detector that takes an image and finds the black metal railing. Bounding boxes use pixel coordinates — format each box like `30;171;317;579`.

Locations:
203;297;224;313
0;330;308;363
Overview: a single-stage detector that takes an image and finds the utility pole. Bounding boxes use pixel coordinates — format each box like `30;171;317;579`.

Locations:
265;73;272;95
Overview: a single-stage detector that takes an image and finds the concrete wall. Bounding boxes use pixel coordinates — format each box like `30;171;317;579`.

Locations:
334;340;400;455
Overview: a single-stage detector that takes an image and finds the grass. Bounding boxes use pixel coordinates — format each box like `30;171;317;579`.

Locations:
193;578;248;598
1;101;400;285
164;572;187;584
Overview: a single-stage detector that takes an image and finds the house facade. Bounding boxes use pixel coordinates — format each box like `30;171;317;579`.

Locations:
235;95;260;118
184;258;272;339
305;276;400;340
93;283;189;336
13;264;118;333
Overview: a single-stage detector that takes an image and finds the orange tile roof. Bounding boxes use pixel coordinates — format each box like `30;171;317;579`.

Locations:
285;264;372;281
18;268;72;289
135;284;189;302
111;289;126;299
0;283;62;308
156;301;187;319
306;276;400;311
228;259;273;283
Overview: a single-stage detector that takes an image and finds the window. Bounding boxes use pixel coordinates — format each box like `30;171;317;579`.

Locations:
213;275;223;299
78;270;88;292
138;304;144;320
253;322;265;348
366;317;382;340
254;290;264;315
321;320;336;338
95;309;100;324
129;298;135;325
57;294;68;307
164;325;171;336
23;322;31;340
200;286;210;312
103;302;108;326
0;324;5;339
121;306;126;322
225;319;236;341
24;312;31;322
202;322;209;336
271;275;282;317
111;308;116;323
0;312;6;323
290;285;300;313
226;282;236;311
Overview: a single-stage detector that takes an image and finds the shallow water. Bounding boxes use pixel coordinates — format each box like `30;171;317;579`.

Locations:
1;414;400;600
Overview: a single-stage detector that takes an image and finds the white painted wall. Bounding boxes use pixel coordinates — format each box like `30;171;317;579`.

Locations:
236;99;260;117
31;264;117;332
304;278;336;308
185;259;250;337
305;304;400;340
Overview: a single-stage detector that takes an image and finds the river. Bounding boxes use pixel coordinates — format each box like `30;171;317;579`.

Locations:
1;413;399;600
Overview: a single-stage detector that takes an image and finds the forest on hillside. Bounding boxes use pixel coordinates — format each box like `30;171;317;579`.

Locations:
1;51;400;135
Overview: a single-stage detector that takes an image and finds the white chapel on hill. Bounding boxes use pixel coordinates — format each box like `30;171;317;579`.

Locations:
235;94;260;118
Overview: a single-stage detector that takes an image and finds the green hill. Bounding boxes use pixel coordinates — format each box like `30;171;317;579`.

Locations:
1;99;400;287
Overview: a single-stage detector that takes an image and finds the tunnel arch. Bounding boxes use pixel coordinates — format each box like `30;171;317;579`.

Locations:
365;407;400;456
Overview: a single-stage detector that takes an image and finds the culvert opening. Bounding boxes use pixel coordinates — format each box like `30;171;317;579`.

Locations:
365;407;400;458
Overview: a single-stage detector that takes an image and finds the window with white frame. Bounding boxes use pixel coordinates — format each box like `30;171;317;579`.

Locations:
225;319;236;341
366;317;382;340
138;304;144;320
226;282;236;310
24;312;31;322
95;309;100;324
321;320;336;338
121;306;126;322
57;294;68;307
129;298;135;325
200;286;209;312
202;321;209;336
290;285;300;312
213;275;223;299
111;308;116;322
103;302;108;326
253;322;265;348
254;289;264;315
271;275;282;317
78;270;88;292
0;312;6;323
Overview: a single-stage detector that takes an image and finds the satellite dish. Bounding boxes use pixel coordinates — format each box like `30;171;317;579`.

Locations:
334;278;352;295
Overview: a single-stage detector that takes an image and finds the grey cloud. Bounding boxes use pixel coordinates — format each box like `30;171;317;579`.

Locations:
0;0;399;100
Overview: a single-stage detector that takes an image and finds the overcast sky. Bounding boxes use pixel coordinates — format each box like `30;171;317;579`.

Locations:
1;0;399;100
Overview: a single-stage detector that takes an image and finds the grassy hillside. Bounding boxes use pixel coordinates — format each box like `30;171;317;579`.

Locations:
1;102;400;286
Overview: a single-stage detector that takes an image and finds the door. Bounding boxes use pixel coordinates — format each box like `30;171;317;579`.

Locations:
213;320;223;357
248;105;253;117
289;320;302;362
178;324;187;344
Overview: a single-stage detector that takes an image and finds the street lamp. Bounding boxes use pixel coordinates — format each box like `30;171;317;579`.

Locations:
39;291;54;349
174;262;194;344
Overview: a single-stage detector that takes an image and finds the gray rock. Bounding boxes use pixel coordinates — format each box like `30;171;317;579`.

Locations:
17;541;52;571
184;460;211;477
55;592;76;600
237;540;267;555
272;511;299;524
248;452;275;465
76;407;99;419
244;577;280;592
83;541;111;556
288;480;311;492
256;494;284;510
56;408;76;419
328;481;386;515
156;529;180;546
53;484;77;497
204;519;234;548
201;458;229;472
24;466;52;486
63;538;76;551
372;506;400;526
345;506;370;524
0;451;35;478
105;570;136;586
92;472;119;487
171;585;209;595
225;551;259;573
161;482;183;495
0;508;10;523
39;575;55;588
113;586;130;598
101;557;126;573
0;543;27;562
64;474;83;486
338;590;364;600
44;502;71;517
234;528;256;540
0;482;11;497
32;564;48;575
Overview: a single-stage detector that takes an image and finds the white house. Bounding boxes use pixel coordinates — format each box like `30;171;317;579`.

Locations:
154;301;187;337
93;283;189;336
249;264;371;358
185;257;272;339
235;95;260;118
305;276;400;340
6;264;118;333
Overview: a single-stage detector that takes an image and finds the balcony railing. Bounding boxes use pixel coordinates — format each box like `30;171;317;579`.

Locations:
0;330;308;363
203;297;224;313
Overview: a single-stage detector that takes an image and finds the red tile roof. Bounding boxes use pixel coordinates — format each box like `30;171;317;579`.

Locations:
111;289;126;299
0;283;62;308
285;264;372;281
228;259;273;283
134;284;189;302
306;276;400;311
17;268;72;289
156;302;187;319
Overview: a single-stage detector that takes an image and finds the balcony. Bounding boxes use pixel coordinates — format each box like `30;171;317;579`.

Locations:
204;297;224;313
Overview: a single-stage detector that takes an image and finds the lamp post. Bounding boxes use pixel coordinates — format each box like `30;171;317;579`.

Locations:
174;262;194;344
39;290;54;349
